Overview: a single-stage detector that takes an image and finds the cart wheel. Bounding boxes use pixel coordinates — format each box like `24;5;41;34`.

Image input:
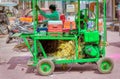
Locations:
37;59;55;76
97;58;114;74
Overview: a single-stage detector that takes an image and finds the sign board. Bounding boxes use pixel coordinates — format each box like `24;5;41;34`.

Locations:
66;4;75;12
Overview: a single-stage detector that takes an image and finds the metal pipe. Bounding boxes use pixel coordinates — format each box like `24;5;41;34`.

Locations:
32;0;38;34
78;0;81;34
96;0;99;30
103;0;107;42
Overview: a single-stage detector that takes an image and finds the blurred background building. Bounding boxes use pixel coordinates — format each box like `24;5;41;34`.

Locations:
0;0;120;21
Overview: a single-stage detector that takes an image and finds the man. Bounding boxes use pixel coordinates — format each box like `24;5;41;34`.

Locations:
36;4;60;24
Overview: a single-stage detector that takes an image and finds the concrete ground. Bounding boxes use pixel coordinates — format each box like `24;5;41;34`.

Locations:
0;31;120;79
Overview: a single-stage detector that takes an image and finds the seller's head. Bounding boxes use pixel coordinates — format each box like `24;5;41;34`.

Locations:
49;4;56;12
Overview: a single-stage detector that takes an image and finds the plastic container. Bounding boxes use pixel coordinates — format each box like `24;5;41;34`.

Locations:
84;31;99;43
37;27;48;32
37;27;48;36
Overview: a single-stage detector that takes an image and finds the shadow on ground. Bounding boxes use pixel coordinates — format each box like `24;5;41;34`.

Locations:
7;56;31;69
7;56;101;75
54;64;98;74
7;56;36;73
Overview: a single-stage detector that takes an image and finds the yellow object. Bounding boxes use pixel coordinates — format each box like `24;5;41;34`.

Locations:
49;40;83;59
20;17;33;23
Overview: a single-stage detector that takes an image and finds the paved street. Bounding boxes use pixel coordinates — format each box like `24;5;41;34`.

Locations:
0;31;120;79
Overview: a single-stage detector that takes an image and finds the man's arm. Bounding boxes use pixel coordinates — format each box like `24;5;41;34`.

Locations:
39;10;58;19
36;5;59;19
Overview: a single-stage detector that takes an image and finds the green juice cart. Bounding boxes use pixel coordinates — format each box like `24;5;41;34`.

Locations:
20;0;114;76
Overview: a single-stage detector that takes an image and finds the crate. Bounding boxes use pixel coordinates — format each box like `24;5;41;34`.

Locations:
37;27;48;36
48;25;63;32
64;21;70;29
39;31;47;36
48;21;63;33
64;21;76;30
84;31;99;43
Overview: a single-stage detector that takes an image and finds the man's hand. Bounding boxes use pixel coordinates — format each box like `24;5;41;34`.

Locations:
36;5;40;10
38;21;43;24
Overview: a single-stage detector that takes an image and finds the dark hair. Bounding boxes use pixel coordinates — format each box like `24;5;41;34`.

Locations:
49;4;56;11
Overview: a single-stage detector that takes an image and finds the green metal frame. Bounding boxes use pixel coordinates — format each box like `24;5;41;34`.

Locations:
21;0;107;67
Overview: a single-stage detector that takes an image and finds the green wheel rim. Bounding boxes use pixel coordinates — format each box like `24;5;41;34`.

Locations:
40;62;52;73
100;61;112;72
